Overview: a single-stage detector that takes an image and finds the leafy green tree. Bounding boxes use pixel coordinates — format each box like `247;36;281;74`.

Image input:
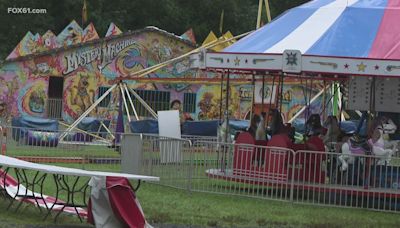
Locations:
0;0;308;60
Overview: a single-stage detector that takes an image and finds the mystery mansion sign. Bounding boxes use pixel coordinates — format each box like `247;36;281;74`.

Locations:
63;38;136;75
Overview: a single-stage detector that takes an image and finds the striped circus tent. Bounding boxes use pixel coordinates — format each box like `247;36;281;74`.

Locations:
224;0;400;60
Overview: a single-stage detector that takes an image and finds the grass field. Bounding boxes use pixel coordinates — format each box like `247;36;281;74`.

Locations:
2;182;400;227
2;139;400;227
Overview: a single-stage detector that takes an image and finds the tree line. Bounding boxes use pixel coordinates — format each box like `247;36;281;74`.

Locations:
0;0;308;60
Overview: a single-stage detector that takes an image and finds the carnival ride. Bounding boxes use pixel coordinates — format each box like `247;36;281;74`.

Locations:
189;0;400;206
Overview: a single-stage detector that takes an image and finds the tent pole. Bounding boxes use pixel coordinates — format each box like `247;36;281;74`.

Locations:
257;0;263;29
264;0;272;23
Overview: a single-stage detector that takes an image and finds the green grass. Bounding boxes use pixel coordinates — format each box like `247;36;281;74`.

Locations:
2;183;400;227
140;183;400;227
5;140;119;158
3;142;400;227
0;198;89;227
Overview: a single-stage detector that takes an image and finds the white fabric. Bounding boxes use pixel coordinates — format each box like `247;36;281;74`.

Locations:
265;0;359;54
1;177;86;214
89;176;125;228
0;155;159;181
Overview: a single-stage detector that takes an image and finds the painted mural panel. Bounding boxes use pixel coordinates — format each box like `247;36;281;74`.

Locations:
7;32;42;59
57;20;83;47
195;85;241;120
82;23;100;42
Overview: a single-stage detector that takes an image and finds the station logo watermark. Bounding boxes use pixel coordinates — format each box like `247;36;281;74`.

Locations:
7;7;47;14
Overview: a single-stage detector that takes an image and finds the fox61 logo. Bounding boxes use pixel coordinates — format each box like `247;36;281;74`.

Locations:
7;7;47;14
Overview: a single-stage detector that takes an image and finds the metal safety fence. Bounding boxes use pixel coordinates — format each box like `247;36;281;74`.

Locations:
0;125;121;173
2;126;399;213
134;134;400;213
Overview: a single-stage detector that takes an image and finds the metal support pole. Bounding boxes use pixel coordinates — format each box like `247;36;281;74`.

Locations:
266;75;276;127
124;84;139;121
99;121;115;140
279;72;284;113
250;73;256;119
119;83;132;123
224;70;231;142
219;72;225;121
127;87;158;119
59;84;118;141
288;85;330;123
261;74;265;112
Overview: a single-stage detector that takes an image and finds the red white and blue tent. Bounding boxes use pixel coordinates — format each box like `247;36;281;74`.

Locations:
226;0;400;59
192;0;400;77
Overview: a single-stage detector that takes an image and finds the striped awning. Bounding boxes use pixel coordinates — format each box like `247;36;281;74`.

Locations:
224;0;400;60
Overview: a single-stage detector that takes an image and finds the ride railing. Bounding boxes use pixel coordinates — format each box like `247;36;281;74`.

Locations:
133;134;192;190
137;135;296;202
135;135;400;213
181;134;218;143
1;126;122;173
326;141;400;158
292;150;400;212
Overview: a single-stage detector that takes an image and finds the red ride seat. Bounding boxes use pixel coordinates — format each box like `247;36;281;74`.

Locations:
295;136;326;183
267;134;293;149
233;132;255;175
306;136;326;152
262;134;293;182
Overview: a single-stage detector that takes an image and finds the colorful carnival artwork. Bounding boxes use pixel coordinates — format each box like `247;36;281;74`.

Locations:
57;20;83;47
0;20;326;124
105;23;122;37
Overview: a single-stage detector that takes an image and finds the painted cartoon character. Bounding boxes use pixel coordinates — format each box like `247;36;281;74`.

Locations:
71;74;95;116
29;90;45;113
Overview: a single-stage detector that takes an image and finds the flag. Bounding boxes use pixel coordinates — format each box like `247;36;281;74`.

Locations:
202;31;236;52
82;0;88;26
202;31;218;47
181;28;196;44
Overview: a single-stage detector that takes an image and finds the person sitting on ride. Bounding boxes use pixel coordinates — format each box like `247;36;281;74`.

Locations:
305;114;327;138
255;112;267;140
301;114;327;152
247;114;261;139
267;109;283;137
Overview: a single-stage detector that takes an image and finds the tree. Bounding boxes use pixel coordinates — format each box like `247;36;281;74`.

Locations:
0;0;308;60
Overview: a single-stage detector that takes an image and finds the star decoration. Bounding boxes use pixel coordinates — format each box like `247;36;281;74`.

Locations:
234;57;240;66
344;64;349;69
357;62;367;72
285;52;298;66
374;65;379;70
